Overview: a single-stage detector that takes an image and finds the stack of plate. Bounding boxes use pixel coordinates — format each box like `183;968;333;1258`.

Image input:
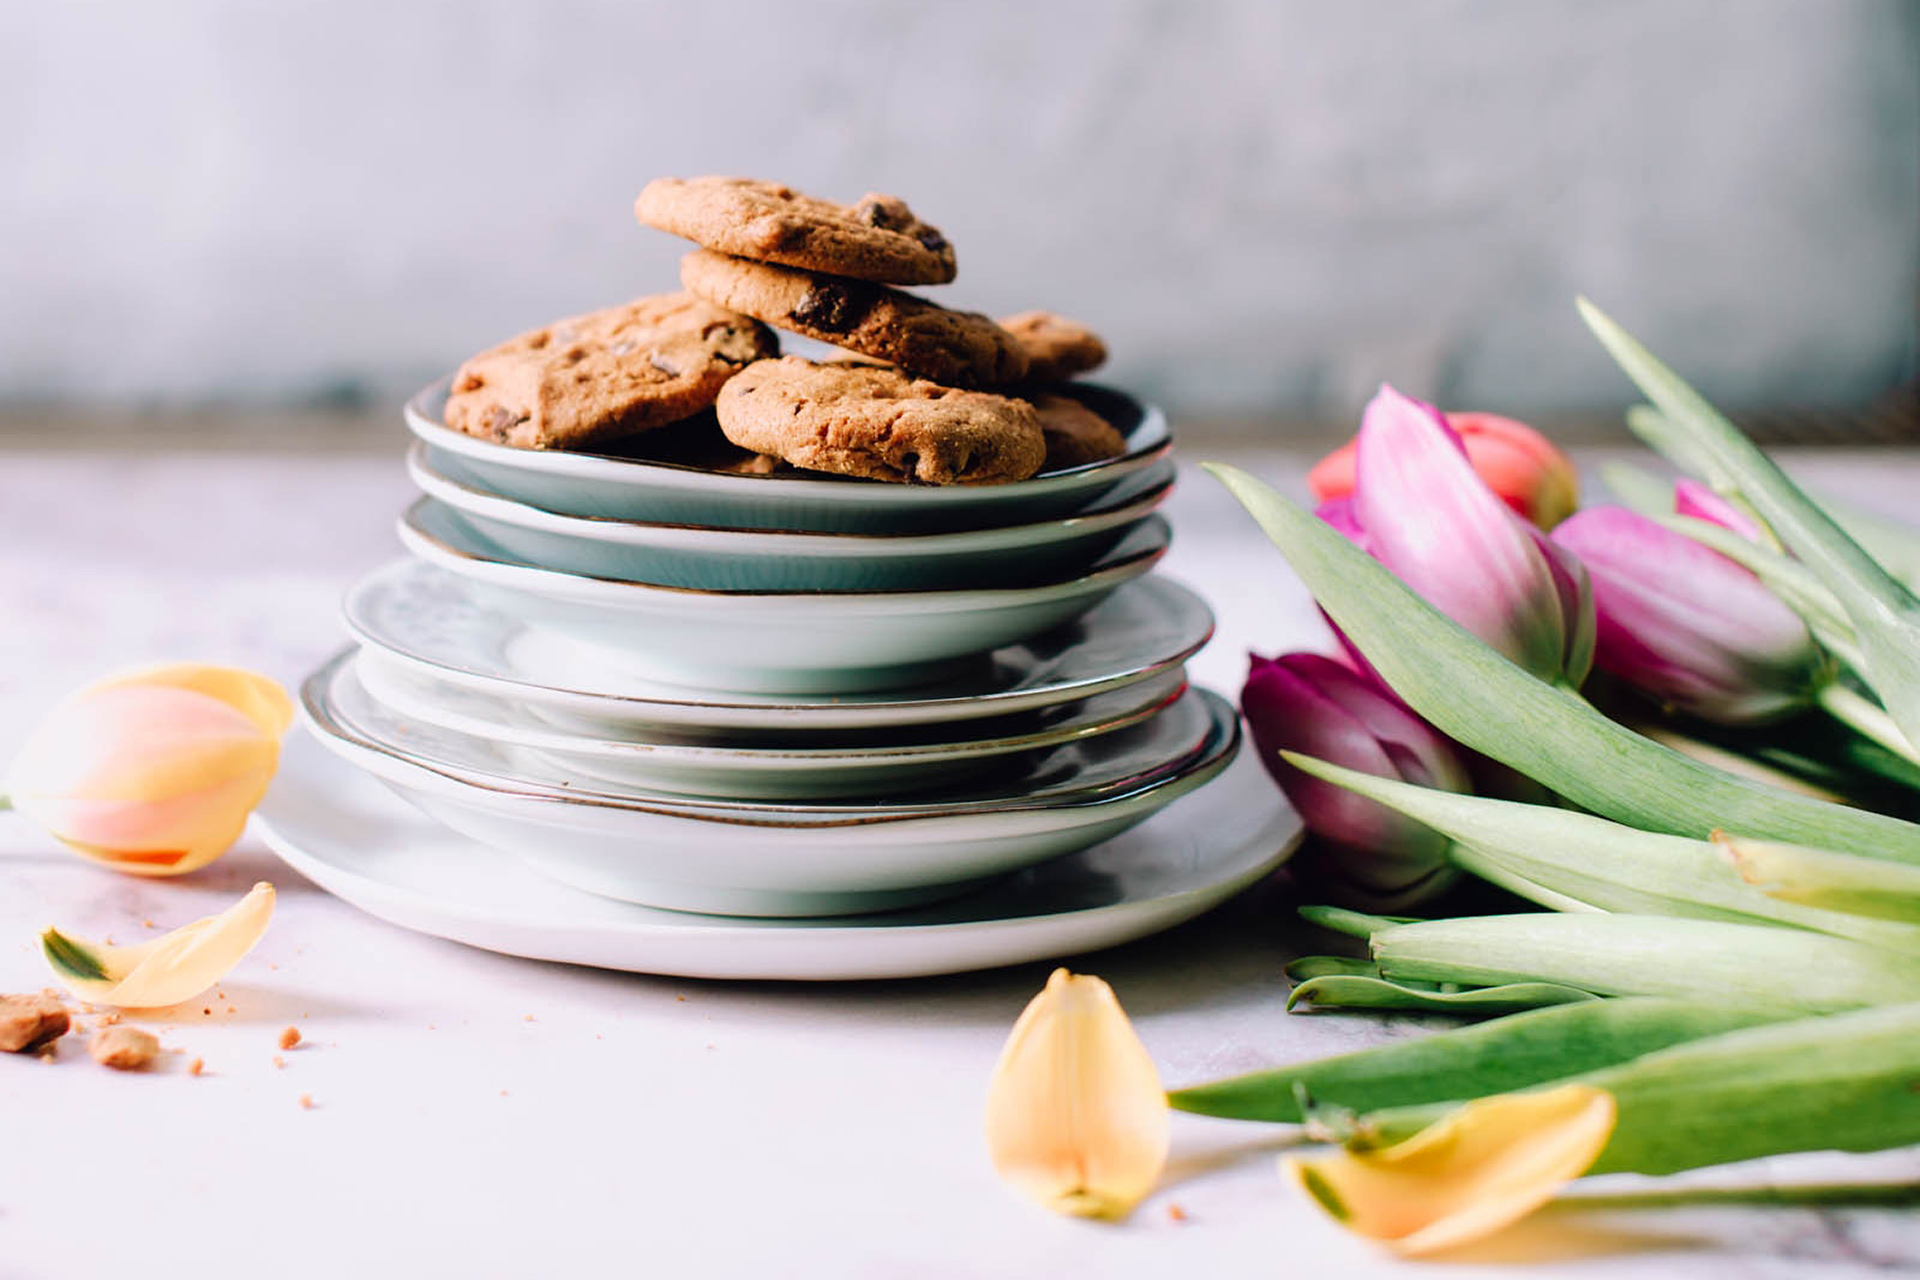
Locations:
259;378;1301;979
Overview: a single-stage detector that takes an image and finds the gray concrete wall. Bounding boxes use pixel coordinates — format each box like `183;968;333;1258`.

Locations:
4;0;1915;421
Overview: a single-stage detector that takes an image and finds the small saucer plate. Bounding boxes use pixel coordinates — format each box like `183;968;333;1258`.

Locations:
352;648;1187;800
397;501;1171;694
406;377;1173;533
254;735;1300;981
406;442;1173;592
302;654;1242;917
343;561;1214;736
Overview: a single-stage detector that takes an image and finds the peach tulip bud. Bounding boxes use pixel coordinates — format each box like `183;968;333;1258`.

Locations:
6;665;293;875
1310;409;1580;530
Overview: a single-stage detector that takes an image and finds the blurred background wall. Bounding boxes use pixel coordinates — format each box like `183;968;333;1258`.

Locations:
4;0;1915;434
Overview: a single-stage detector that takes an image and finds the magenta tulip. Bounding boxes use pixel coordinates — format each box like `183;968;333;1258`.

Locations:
1674;478;1766;543
1352;385;1593;686
1242;652;1472;909
1551;506;1825;724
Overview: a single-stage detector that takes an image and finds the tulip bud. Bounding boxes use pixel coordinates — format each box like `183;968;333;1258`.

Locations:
1551;507;1825;724
984;969;1169;1220
1311;409;1579;530
1352;385;1594;686
1242;653;1471;909
1673;478;1766;543
7;665;294;875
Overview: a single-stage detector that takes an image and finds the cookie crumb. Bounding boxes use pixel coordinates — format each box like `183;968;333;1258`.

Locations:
98;1011;121;1026
298;1094;315;1110
523;1014;535;1023
272;1056;286;1069
278;1026;301;1051
0;991;71;1053
188;1058;205;1076
1167;1203;1189;1223
90;1025;159;1071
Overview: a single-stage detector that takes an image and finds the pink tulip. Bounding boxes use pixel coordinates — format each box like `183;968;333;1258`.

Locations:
1351;385;1593;686
1242;652;1471;909
1551;507;1823;724
1674;478;1766;543
6;665;293;875
1310;409;1579;530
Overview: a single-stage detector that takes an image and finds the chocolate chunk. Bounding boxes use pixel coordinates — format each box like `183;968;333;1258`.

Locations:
790;281;866;333
915;227;949;253
852;196;907;230
648;350;683;377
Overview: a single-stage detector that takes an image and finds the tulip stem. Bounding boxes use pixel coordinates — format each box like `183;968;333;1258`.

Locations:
1818;684;1920;770
0;793;10;811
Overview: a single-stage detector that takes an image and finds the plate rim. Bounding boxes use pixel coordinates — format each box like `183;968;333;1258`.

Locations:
410;439;1175;551
342;564;1216;730
304;656;1243;824
253;737;1300;981
352;647;1187;767
404;375;1173;505
400;498;1172;605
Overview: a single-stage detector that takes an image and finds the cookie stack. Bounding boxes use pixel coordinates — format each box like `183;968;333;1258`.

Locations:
290;176;1249;931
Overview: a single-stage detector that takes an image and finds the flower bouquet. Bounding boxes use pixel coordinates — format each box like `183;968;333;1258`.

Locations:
985;300;1920;1253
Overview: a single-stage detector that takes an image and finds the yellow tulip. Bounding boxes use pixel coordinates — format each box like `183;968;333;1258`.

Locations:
6;664;293;875
1285;1084;1616;1255
984;968;1170;1220
42;881;275;1008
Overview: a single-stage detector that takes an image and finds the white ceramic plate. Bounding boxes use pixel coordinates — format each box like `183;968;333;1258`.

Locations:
302;661;1242;917
343;560;1215;736
351;648;1188;800
407;441;1174;591
407;378;1174;533
255;734;1299;981
398;500;1172;693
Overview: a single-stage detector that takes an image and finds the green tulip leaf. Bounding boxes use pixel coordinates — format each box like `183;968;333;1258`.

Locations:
1583;298;1920;756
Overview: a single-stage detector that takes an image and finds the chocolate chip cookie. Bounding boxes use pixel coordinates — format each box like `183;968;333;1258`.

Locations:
1032;394;1127;470
681;250;1027;387
443;293;778;450
715;357;1045;486
1000;311;1108;383
637;177;957;285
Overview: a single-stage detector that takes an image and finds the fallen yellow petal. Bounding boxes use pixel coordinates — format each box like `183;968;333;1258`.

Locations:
984;968;1170;1220
41;882;276;1009
1284;1084;1616;1256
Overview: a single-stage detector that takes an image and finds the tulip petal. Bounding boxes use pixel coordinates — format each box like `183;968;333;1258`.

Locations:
985;969;1169;1220
1447;412;1581;529
41;882;275;1009
1673;479;1766;544
1553;506;1820;722
1285;1085;1615;1256
94;665;295;740
1354;386;1573;681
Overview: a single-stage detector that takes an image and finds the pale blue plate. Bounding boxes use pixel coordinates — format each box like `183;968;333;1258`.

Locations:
407;440;1173;591
404;377;1173;533
397;500;1173;694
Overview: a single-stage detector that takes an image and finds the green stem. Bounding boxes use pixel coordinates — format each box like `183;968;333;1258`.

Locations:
1818;683;1920;769
0;793;11;812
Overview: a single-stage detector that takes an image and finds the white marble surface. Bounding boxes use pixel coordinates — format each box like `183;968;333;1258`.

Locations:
2;444;1918;1279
